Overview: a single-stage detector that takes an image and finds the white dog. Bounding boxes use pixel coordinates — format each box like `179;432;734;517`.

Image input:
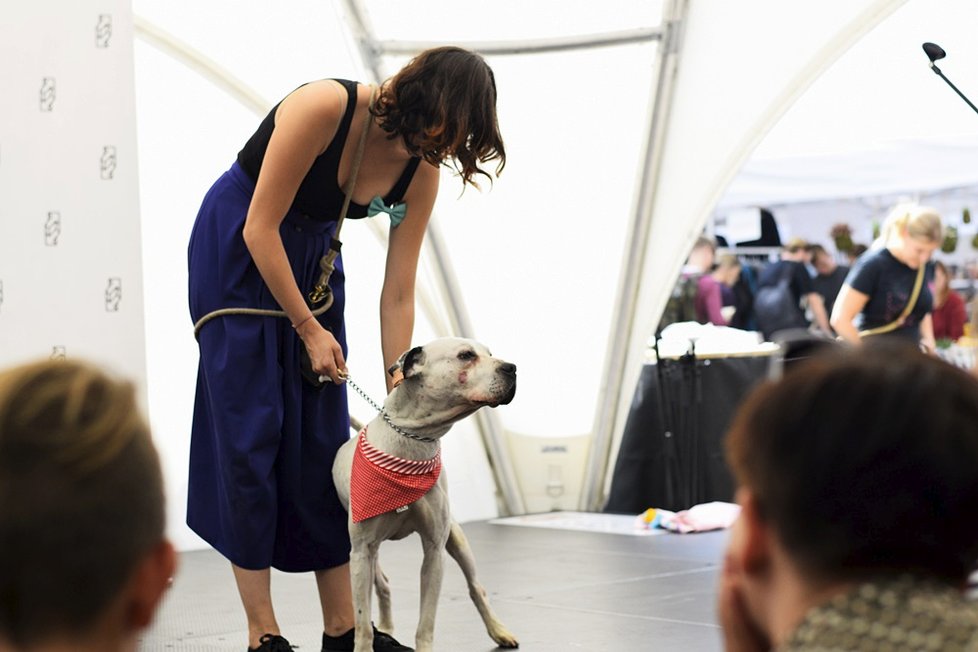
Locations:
332;337;520;652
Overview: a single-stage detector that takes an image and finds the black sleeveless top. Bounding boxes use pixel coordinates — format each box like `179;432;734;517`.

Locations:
237;79;421;221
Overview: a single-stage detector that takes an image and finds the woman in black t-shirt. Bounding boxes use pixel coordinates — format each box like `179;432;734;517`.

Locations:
830;203;941;352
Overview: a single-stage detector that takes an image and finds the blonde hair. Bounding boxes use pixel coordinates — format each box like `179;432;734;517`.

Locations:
0;359;165;647
880;203;943;246
715;253;741;270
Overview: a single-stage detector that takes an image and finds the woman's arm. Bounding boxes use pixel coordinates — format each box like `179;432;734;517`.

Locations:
919;313;937;354
830;284;870;344
241;82;348;382
379;162;439;392
806;292;831;334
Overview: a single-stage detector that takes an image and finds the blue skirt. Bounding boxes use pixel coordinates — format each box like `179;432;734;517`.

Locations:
187;162;351;572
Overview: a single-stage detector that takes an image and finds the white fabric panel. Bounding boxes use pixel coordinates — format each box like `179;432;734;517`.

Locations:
608;0;907;494
718;136;978;211
362;0;661;40
0;5;147;394
424;45;657;439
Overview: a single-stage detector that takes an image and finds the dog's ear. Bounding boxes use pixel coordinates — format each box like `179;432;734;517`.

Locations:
389;345;426;380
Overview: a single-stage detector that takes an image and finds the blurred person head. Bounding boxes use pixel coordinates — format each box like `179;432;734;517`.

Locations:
880;203;943;270
722;343;978;646
781;238;811;264
713;254;742;286
846;243;868;266
686;236;717;273
808;244;838;276
0;360;175;652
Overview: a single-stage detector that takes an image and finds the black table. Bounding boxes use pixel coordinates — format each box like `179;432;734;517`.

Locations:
605;353;773;514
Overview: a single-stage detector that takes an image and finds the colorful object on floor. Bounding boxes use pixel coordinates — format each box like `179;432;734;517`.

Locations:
636;501;741;534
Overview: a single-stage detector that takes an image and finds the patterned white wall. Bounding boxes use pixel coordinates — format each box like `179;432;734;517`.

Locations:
0;4;146;394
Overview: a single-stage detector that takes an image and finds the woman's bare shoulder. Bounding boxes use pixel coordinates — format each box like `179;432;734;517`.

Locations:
273;80;349;148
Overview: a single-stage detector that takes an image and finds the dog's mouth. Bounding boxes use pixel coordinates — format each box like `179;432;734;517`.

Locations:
487;379;517;408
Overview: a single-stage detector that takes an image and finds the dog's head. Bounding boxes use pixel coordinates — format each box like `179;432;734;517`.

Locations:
388;338;516;420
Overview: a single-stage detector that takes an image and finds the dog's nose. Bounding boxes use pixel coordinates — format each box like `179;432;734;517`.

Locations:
499;362;516;376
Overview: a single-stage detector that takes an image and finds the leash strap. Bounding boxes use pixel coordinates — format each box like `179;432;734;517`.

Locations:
193;85;377;337
858;262;926;338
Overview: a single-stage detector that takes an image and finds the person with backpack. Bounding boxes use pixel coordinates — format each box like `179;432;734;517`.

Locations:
753;238;831;340
660;236;718;329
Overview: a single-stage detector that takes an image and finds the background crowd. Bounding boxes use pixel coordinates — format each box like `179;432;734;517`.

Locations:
667;203;976;365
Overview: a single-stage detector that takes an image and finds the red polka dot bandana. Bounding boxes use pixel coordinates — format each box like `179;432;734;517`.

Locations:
350;428;442;523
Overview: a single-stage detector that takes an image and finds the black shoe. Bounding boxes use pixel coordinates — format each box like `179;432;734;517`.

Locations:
371;627;413;652
249;633;293;652
322;625;413;652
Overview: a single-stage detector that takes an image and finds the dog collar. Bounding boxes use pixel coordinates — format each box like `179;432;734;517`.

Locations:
342;373;436;442
350;428;442;522
390;368;404;388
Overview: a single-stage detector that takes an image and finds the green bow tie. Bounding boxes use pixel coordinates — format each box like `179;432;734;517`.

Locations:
367;196;407;227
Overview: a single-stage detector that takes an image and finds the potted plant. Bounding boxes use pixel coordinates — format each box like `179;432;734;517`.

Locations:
830;223;853;253
942;225;958;254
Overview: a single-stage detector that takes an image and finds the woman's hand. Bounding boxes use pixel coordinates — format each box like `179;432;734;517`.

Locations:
296;320;347;383
919;314;937;356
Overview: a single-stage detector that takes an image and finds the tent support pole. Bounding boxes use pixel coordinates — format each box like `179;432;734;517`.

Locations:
377;28;661;57
133;16;270;115
341;0;527;516
579;0;690;513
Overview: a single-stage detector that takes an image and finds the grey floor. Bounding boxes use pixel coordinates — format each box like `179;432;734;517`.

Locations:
140;521;727;652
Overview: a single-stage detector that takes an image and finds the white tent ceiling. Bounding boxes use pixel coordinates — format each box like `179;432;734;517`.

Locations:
126;0;978;550
718;136;978;211
714;0;978;249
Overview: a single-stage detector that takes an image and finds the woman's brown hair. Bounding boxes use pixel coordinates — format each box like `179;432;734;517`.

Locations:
373;46;506;188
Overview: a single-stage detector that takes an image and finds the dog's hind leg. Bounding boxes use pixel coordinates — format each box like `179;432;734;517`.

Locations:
373;558;394;634
446;521;519;648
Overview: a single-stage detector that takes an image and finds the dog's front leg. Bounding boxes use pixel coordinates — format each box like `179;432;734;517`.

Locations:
350;538;379;652
374;558;394;634
415;539;445;652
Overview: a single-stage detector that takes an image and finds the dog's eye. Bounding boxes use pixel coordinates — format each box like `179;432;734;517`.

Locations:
457;350;477;361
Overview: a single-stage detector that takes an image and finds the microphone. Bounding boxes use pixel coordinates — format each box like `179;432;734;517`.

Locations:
921;41;978;117
922;42;946;64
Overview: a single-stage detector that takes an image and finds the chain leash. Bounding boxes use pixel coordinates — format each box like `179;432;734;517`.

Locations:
341;374;438;443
